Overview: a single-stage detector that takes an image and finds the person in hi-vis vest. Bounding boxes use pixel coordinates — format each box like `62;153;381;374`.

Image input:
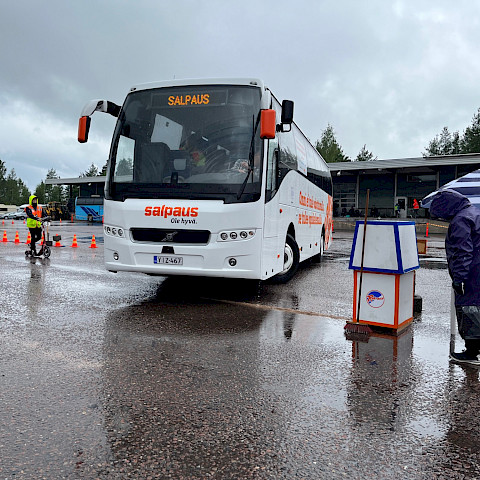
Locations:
25;194;44;256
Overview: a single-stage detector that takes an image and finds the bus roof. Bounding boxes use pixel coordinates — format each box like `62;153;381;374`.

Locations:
129;78;265;93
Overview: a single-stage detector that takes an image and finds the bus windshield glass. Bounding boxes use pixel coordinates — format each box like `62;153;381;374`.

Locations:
108;85;262;203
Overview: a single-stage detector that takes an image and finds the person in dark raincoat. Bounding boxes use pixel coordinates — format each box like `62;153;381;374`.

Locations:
430;189;480;365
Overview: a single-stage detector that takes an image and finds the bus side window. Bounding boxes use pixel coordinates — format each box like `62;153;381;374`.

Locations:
266;138;279;202
325;176;333;196
114;135;135;183
277;127;297;187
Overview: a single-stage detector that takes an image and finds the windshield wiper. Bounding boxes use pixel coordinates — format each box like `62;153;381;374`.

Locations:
237;113;261;200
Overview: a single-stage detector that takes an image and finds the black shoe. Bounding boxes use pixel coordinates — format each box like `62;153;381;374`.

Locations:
450;351;480;366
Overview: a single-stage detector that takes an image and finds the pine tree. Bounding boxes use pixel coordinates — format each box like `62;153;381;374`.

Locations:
44;168;65;203
315;124;350;163
0;159;6;201
438;127;453;155
34;181;46;204
355;144;377;162
5;169;20;205
17;179;30;204
462;108;480;154
81;163;99;177
423;136;441;156
452;131;461;154
100;160;108;176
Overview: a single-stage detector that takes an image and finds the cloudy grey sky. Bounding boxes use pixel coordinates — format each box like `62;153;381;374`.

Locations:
1;0;479;190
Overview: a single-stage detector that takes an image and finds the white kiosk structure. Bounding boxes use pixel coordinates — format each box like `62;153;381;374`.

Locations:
349;221;420;333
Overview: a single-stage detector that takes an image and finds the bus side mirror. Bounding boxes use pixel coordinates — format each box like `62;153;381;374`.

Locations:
260;109;276;139
78;116;91;143
281;100;294;125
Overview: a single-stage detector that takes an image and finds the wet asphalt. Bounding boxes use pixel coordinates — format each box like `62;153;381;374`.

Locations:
0;220;479;479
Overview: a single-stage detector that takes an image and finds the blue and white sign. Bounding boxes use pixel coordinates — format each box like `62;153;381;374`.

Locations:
366;290;385;308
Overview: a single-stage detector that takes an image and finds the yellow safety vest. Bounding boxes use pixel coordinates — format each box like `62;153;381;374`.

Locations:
26;205;42;228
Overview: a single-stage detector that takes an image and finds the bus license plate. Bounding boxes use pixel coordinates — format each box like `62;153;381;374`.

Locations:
154;255;183;265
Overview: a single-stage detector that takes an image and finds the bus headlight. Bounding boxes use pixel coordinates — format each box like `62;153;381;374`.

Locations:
104;224;125;238
218;229;256;242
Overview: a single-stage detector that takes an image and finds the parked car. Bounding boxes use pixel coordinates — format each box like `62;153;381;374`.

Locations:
2;211;26;220
13;211;27;220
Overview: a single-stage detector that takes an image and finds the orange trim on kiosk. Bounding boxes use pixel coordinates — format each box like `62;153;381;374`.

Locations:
394;275;400;326
353;270;358;322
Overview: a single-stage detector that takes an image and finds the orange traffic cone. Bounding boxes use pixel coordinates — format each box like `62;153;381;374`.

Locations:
26;231;31;245
71;234;78;248
2;231;7;242
89;235;97;249
2;219;4;226
40;233;44;245
11;220;14;225
54;234;62;247
23;219;26;224
14;231;20;244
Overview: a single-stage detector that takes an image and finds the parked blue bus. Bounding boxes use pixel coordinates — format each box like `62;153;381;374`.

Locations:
75;196;104;222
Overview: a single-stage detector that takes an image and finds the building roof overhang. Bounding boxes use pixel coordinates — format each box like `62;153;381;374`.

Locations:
328;153;480;173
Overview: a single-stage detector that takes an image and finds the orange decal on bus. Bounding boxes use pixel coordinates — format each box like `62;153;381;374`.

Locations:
298;212;323;226
145;206;199;219
299;192;324;211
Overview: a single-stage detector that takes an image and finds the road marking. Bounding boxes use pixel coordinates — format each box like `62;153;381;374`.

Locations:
203;297;350;321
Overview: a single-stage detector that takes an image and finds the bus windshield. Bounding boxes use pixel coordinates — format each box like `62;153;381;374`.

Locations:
107;85;263;203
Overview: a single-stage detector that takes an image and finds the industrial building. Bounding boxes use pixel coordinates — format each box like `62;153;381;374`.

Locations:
330;153;480;218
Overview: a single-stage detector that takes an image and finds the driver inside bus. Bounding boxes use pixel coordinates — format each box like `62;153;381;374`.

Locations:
181;132;207;168
25;194;44;256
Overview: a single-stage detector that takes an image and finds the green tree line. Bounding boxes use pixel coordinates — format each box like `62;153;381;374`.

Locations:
315;124;377;163
0;160;105;206
316;106;480;163
423;108;480;156
0;160;30;205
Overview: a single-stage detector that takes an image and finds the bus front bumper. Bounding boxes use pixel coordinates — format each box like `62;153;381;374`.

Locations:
104;234;264;279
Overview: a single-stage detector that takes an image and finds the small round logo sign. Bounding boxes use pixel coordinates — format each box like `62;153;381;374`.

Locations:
366;290;385;308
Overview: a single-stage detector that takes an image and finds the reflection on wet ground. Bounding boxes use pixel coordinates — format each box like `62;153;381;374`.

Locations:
1;229;480;478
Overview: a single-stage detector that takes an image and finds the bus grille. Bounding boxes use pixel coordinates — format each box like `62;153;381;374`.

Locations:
131;228;210;244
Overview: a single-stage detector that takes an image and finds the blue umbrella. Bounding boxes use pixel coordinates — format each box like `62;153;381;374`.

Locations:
421;168;480;209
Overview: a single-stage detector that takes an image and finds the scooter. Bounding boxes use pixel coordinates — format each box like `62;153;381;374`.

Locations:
25;216;60;259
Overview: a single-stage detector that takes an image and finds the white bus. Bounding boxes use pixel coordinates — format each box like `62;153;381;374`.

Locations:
78;78;333;282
